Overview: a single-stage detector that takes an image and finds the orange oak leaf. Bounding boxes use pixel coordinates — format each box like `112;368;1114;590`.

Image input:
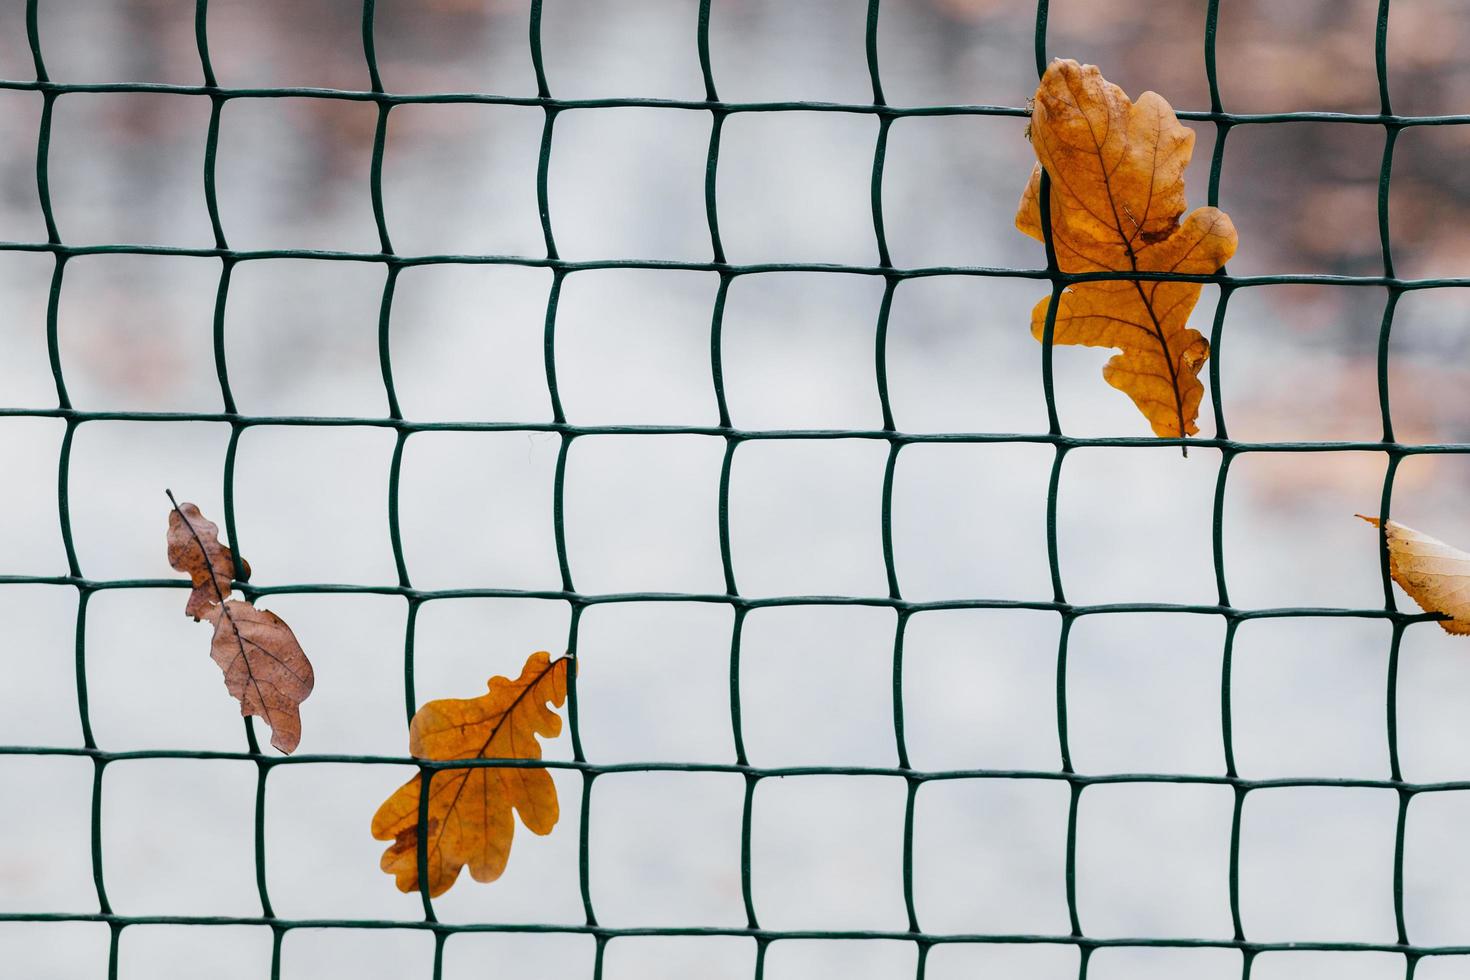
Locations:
1360;516;1470;635
166;494;249;621
206;599;316;752
371;651;571;897
1016;59;1238;440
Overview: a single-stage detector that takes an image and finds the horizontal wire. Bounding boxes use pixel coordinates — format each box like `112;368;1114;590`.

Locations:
0;909;1463;955
0;78;1466;128
3;744;1467;793
0;411;1464;454
0;241;1464;289
0;576;1445;624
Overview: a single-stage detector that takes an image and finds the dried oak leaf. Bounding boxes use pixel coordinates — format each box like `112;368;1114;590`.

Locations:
1360;516;1470;635
371;651;570;897
206;599;315;752
1017;59;1239;439
167;497;312;753
166;499;249;621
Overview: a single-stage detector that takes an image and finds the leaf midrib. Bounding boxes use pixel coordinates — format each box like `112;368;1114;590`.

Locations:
1052;71;1189;442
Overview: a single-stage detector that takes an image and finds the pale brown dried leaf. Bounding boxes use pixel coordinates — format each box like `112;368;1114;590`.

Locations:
1360;515;1470;635
206;599;315;752
370;651;570;897
166;500;248;621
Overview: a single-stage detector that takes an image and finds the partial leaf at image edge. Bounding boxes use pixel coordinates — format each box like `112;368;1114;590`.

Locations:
1360;515;1470;635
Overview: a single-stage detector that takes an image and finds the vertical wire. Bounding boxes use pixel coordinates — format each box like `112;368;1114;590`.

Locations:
709;276;733;430
374;240;404;415
1030;0;1087;961
1202;0;1233;457
697;0;760;951
1204;10;1251;975
864;0;920;951
536;112;561;261
699;0;726;264
27;4;121;960
387;409;412;586
224;417;257;766
81;590;113;914
1205;0;1236;612
1064;778;1083;937
414;763;437;922
221;421;257;757
704;111;728;265
1201;6;1252;972
44;256;69;410
26;0;47;83
704;21;744;928
107;922;122;980
362;0;417;762
1372;3;1414;968
543;270;568;426
697;0;718;104
523;11;594;935
591;935;607;980
359;7;426;927
209;258;237;414
1372;0;1401;607
529;0;550;100
1229;782;1247;942
253;758;276;919
194;0;216;88
194;0;274;924
200;0;234;416
874;279;898;433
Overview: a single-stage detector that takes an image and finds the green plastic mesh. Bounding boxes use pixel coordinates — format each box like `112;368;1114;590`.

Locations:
0;0;1463;977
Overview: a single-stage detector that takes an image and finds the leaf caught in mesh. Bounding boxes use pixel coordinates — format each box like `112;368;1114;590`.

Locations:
166;496;249;621
371;651;571;897
1016;59;1239;440
1360;515;1470;635
167;496;313;753
206;599;316;752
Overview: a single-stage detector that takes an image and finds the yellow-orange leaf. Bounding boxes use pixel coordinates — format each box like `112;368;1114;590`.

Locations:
371;651;571;897
1360;516;1470;635
1016;59;1238;439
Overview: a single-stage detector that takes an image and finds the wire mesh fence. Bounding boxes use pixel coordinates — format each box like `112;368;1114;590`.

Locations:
1;0;1467;977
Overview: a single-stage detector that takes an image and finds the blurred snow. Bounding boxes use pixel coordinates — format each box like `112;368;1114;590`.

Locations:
2;1;1469;978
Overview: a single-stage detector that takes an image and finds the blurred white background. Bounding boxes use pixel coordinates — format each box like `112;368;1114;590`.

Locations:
4;1;1470;978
